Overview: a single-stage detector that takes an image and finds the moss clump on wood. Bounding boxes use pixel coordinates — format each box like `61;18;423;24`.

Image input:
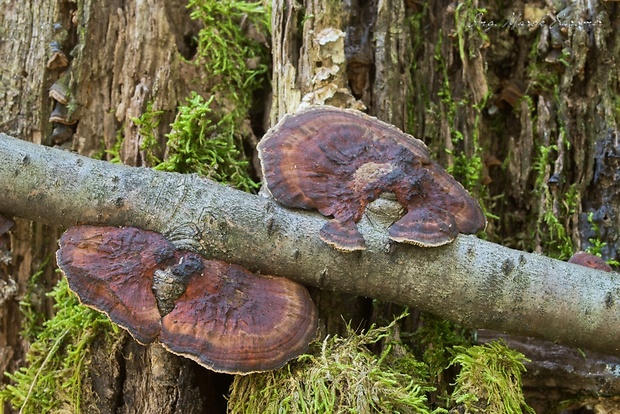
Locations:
228;314;442;414
0;276;120;414
139;0;270;193
450;340;534;414
228;312;536;414
152;93;260;192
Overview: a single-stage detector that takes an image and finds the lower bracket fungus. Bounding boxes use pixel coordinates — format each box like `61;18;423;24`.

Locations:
57;226;318;374
257;106;486;251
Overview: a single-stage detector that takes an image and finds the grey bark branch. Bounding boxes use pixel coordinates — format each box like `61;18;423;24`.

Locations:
1;133;619;356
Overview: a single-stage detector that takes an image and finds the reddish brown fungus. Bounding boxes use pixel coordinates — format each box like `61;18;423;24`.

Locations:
568;251;613;273
57;226;318;374
160;255;318;374
57;226;174;344
257;107;486;251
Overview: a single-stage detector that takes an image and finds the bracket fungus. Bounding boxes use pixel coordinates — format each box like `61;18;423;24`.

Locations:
568;251;613;272
257;107;486;251
57;226;318;374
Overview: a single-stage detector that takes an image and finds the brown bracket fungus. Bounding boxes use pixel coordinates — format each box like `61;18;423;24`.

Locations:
57;226;173;344
57;226;318;374
568;251;613;272
160;257;318;374
257;107;486;251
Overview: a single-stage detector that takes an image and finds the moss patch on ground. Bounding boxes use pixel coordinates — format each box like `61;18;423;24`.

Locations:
0;277;120;414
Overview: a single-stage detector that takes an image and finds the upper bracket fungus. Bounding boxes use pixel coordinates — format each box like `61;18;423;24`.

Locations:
257;107;486;251
57;226;318;374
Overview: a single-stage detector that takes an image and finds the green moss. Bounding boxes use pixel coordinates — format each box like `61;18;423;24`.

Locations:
135;100;165;167
18;260;50;343
137;0;270;192
531;144;574;259
228;313;443;414
450;340;534;413
188;0;270;97
412;313;475;406
1;276;120;414
154;92;259;192
105;128;124;164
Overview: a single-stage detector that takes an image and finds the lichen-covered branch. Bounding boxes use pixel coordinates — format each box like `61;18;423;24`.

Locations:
1;133;619;356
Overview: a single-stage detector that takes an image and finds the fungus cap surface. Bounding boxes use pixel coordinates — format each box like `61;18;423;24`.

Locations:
258;107;486;250
568;251;612;272
160;256;318;374
57;226;318;374
57;226;173;344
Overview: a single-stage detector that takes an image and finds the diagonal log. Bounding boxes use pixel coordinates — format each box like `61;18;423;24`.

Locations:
1;132;619;355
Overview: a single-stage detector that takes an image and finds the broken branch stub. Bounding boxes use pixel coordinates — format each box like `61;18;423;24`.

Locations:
257;106;486;251
56;226;318;374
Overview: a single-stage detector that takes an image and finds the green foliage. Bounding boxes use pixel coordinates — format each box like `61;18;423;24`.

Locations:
1;277;119;414
18;260;49;342
531;144;574;259
450;340;534;414
228;313;444;414
135;100;165;166
414;314;473;385
188;0;270;98
138;0;270;192
154;92;259;192
105;128;124;164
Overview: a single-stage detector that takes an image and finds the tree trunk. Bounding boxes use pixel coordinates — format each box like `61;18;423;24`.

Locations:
1;0;620;413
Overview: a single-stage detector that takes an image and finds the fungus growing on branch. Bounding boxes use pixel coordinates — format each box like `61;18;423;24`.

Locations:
568;251;613;272
160;257;318;374
257;107;486;251
56;226;318;374
57;226;173;344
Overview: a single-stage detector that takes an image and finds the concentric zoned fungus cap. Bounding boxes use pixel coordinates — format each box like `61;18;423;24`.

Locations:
160;255;318;374
568;251;612;272
257;107;486;251
57;226;176;344
58;226;318;374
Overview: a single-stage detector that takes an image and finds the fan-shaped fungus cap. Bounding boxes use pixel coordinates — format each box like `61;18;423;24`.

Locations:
160;255;318;374
57;226;318;374
57;226;175;344
568;251;612;272
257;107;486;251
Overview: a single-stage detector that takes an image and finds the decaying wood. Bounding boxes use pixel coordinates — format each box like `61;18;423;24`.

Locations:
1;133;620;359
477;329;620;413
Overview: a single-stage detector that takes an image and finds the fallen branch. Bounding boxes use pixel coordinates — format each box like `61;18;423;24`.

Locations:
1;133;619;355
